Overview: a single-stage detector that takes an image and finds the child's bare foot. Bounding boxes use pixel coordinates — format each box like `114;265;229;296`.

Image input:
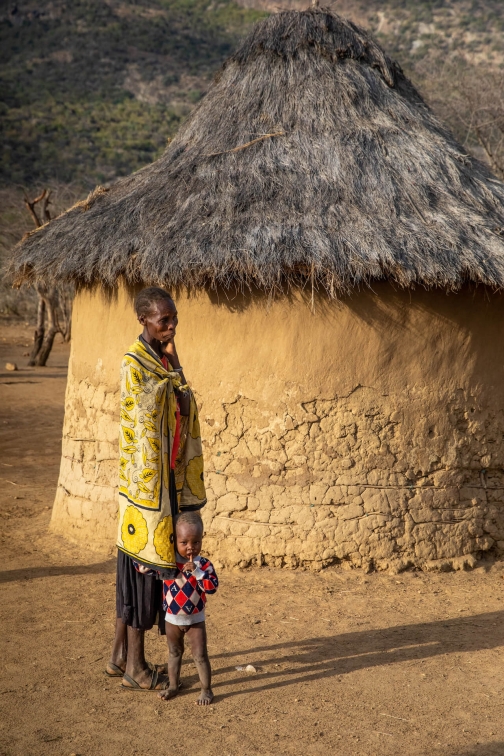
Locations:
196;689;214;705
159;685;179;701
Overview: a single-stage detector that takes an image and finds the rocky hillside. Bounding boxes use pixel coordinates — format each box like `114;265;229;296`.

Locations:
240;0;504;70
0;0;266;187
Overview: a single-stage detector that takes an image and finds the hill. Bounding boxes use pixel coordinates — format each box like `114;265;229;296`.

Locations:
0;0;266;187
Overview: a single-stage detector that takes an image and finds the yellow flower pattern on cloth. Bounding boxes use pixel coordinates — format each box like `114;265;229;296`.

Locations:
153;516;174;562
186;455;205;500
121;506;148;554
117;338;206;569
190;412;200;440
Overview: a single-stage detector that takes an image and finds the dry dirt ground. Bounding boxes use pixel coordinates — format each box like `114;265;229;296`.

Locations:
1;323;504;756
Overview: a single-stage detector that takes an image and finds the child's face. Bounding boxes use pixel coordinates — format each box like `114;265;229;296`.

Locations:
176;523;203;560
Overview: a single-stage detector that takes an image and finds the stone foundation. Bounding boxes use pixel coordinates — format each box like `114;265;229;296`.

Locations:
202;389;502;571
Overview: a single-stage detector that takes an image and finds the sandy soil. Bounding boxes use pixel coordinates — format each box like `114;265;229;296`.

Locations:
1;323;504;756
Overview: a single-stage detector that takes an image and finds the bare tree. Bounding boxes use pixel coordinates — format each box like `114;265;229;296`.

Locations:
418;58;504;180
461;72;504;180
23;189;73;367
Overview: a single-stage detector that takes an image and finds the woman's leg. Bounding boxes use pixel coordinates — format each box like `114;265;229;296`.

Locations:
111;550;167;684
159;623;185;700
186;622;213;705
124;626;148;680
120;626;168;690
107;618;128;673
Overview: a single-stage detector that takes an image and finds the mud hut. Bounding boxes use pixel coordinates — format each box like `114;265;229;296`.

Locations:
12;9;504;572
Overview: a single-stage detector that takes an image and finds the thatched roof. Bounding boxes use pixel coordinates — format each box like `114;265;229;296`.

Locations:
11;8;504;294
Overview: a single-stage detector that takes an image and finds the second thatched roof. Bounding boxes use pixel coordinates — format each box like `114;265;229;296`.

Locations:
11;8;504;294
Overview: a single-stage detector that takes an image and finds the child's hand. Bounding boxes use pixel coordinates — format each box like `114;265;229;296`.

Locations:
183;561;196;573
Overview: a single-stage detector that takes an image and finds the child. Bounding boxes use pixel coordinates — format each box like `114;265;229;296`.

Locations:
159;511;218;705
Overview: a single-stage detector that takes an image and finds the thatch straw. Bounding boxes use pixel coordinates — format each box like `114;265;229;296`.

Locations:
10;8;504;294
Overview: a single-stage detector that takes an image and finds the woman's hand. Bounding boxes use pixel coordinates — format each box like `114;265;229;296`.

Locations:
163;336;178;361
163;338;186;378
163;339;190;416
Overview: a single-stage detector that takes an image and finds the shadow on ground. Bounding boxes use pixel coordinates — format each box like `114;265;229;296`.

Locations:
192;610;504;700
448;745;504;756
0;560;116;583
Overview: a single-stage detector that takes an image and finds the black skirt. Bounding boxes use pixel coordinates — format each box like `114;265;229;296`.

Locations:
115;550;165;634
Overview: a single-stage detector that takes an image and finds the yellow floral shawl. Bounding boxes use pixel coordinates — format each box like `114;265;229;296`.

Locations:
116;338;206;574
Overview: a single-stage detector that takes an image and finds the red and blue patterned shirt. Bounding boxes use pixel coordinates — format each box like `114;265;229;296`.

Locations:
134;554;218;626
163;555;218;625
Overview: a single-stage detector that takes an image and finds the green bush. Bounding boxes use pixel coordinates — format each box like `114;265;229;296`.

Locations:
0;0;266;187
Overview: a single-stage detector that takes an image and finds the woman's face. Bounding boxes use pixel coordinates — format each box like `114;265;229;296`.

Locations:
139;299;178;344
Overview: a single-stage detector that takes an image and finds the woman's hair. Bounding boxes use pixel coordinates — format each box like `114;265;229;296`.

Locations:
134;286;174;318
175;511;204;534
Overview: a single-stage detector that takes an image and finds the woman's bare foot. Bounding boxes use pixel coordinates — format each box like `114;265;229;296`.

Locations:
196;689;214;706
159;686;179;701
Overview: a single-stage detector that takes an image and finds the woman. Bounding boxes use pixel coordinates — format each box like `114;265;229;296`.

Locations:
106;287;206;690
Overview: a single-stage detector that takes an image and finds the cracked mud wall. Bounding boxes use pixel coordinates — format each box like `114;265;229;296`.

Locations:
51;282;504;570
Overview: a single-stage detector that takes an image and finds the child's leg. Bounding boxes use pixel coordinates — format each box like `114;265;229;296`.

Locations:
186;621;213;705
159;623;185;700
